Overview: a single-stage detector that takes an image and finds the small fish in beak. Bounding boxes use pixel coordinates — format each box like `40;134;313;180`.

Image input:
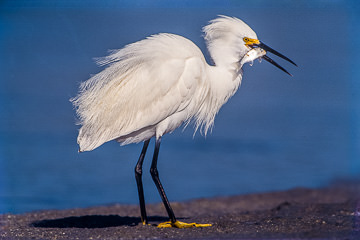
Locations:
244;37;297;76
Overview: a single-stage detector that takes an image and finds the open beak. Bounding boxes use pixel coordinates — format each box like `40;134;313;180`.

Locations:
247;39;297;76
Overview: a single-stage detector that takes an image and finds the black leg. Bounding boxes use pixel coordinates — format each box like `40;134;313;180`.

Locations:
135;139;150;224
150;137;177;223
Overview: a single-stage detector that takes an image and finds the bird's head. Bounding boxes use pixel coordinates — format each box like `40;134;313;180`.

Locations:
203;15;296;75
242;36;297;76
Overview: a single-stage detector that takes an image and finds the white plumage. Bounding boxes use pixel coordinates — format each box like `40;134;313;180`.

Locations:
71;16;263;152
71;15;295;228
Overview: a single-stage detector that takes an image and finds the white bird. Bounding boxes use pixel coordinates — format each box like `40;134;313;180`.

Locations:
71;15;296;228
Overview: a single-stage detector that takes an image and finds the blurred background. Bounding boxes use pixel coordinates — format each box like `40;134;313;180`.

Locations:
1;0;359;214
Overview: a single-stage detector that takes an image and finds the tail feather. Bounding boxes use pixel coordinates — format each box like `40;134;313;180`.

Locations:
77;126;107;152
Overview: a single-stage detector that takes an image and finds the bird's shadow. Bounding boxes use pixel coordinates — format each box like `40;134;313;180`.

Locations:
31;215;168;228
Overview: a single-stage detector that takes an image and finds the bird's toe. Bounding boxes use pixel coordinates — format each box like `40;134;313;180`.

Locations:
157;220;212;228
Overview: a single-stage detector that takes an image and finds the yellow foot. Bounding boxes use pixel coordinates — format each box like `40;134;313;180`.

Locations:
157;220;212;228
141;220;152;226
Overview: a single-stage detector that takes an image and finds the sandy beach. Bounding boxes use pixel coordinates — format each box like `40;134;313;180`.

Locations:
1;182;359;239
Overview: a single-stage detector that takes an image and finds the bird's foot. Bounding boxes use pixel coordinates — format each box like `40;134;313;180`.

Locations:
141;220;151;226
157;220;212;228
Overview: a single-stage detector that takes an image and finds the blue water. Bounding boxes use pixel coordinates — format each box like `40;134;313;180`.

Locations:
1;1;360;214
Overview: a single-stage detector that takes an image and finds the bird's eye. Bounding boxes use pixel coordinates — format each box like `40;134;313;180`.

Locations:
243;37;249;43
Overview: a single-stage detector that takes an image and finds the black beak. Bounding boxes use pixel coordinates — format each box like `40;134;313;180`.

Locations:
250;42;297;76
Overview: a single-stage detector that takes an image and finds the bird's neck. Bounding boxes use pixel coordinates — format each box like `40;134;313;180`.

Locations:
207;65;242;103
193;64;242;135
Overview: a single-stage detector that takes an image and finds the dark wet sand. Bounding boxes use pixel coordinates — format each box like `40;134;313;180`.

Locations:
1;183;359;239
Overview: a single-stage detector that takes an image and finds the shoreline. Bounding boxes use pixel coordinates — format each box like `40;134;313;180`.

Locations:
1;183;359;239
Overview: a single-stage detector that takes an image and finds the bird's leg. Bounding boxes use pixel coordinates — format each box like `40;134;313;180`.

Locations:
135;139;150;225
149;137;176;222
150;137;212;228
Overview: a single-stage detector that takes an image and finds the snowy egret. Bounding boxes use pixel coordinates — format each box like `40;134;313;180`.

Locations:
71;15;296;228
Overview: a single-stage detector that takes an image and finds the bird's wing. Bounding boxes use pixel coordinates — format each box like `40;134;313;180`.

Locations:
72;33;207;151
